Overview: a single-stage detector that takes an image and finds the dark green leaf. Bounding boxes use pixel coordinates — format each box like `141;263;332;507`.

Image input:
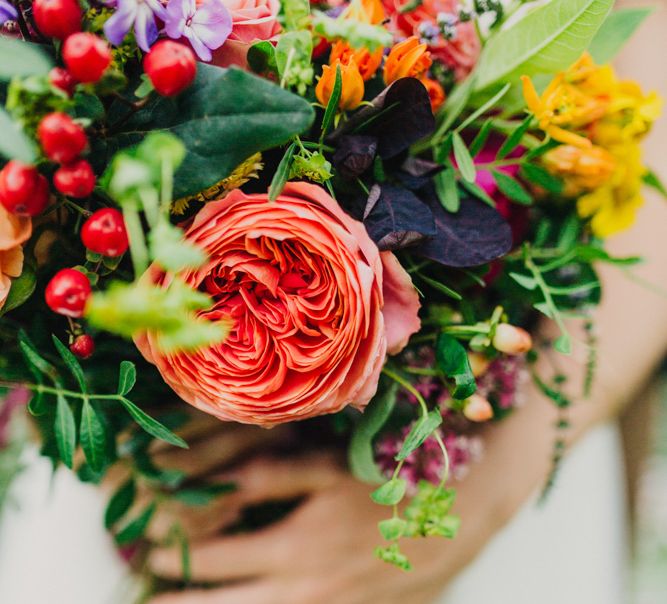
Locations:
371;478;407;506
105;478;136;529
171;483;236;506
268;142;296;201
247;41;278;76
117;397;188;449
435;333;476;399
418;274;462;301
496;114;532;160
27;390;46;416
643;169;667;199
73;91;105;121
320;64;342;137
492;170;533;205
80;399;106;473
51;335;86;392
396;409;443;461
115;502;157;545
520;163;563;194
348;382;398;483
55;394;76;469
117;361;137;395
18;330;59;383
0;264;36;315
452;132;475;183
468;119;494;158
0;38;53;80
434;167;459;213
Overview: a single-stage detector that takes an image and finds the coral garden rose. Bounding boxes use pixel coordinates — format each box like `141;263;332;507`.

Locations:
0;204;30;310
136;182;420;426
383;0;481;81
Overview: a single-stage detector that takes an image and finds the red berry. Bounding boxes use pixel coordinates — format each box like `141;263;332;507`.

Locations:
63;33;111;84
49;67;77;96
54;159;95;198
81;208;129;257
38;112;87;164
0;161;50;216
69;333;95;359
143;40;197;97
45;268;91;318
32;0;82;40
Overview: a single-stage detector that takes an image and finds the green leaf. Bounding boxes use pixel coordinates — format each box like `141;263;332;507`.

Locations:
73;91;106;121
378;517;407;541
312;13;392;51
0;107;36;163
554;333;572;355
105;478;136;529
149;221;206;272
643;169;667;199
492;171;533;205
496;114;533;160
0;38;53;80
371;478;407;506
117;361;137;395
27;390;47;416
458;179;496;207
456;83;511;133
247;41;278;76
55;394;76;469
434;167;459;213
171;483;236;506
435;73;476;137
0;263;36;315
435;333;476;400
588;8;653;64
115;502;157;545
474;0;614;91
320;64;342;137
418;274;462;301
452;132;475;183
268;142;297;201
348;382;398;484
396;409;443;461
117;397;188;449
80;399;106;473
509;271;538;290
51;335;86;392
18;330;59;384
520;163;563;194
374;543;412;571
468;119;494;158
283;0;310;30
107;65;314;199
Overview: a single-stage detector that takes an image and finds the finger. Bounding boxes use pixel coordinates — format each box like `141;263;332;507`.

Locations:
150;580;286;604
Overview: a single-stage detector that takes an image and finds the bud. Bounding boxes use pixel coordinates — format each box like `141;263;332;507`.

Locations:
492;323;532;355
463;394;494;422
316;60;365;111
467;352;490;377
383;36;432;86
330;41;383;82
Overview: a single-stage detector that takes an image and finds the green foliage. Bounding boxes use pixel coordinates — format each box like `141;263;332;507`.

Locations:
371;478;407;506
115;502;157;545
276;31;314;95
247;41;278;77
396;410;443;461
105;478;137;529
54;394;76;469
435;334;476;400
0;38;53;80
474;0;614;91
492;170;533;205
289;148;332;183
348;382;398;483
80;399;107;472
378;517;407;541
170;483;237;506
374;543;412;571
588;7;653;64
0;107;37;163
312;13;392;51
434;166;459;213
403;481;460;538
452;132;475;183
268;142;297;201
148;222;206;273
117;397;188;449
283;0;310;30
0;264;37;316
320;64;342;136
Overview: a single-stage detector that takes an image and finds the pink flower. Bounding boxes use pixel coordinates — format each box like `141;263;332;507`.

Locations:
135;182;420;427
383;0;480;81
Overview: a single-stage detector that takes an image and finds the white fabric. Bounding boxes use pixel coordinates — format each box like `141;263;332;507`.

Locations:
0;425;626;604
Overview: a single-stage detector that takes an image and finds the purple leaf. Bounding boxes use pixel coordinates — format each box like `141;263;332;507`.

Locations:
332;135;377;180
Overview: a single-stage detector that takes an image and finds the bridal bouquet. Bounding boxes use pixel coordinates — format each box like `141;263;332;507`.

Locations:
0;0;663;576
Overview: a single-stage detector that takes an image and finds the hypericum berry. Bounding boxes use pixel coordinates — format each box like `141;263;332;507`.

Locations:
38;112;87;164
49;67;77;96
143;40;197;97
0;161;50;216
53;159;95;198
463;394;494;422
70;333;95;359
45;268;91;318
81;208;129;257
63;33;111;84
492;323;533;355
32;0;82;40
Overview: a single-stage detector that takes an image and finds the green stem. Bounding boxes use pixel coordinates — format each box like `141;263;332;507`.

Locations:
122;207;149;277
382;367;429;418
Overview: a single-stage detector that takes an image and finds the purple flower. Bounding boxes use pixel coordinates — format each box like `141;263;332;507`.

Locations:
164;0;231;62
104;0;167;52
0;0;18;25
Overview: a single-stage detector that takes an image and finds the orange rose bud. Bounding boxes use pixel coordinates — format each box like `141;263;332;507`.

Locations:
316;60;365;111
492;323;533;355
467;351;490;378
330;41;383;82
420;76;446;112
463;394;494;422
383;36;432;85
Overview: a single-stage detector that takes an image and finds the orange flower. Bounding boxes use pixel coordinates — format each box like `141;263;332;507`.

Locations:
383;36;432;86
135;183;421;426
420;76;445;112
0;246;24;310
329;41;383;82
342;0;385;24
316;59;365;111
0;204;30;311
542;144;616;195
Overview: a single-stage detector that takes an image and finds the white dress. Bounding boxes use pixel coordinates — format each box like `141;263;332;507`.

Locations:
0;424;626;604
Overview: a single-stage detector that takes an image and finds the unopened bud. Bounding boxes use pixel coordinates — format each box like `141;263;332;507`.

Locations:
492;323;532;355
463;394;494;422
467;352;490;377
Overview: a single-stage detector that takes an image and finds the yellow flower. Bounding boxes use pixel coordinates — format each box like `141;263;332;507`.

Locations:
316;59;365;111
576;143;646;238
542;144;616;196
171;153;263;215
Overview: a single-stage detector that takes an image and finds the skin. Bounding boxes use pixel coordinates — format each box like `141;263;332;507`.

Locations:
146;5;667;602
